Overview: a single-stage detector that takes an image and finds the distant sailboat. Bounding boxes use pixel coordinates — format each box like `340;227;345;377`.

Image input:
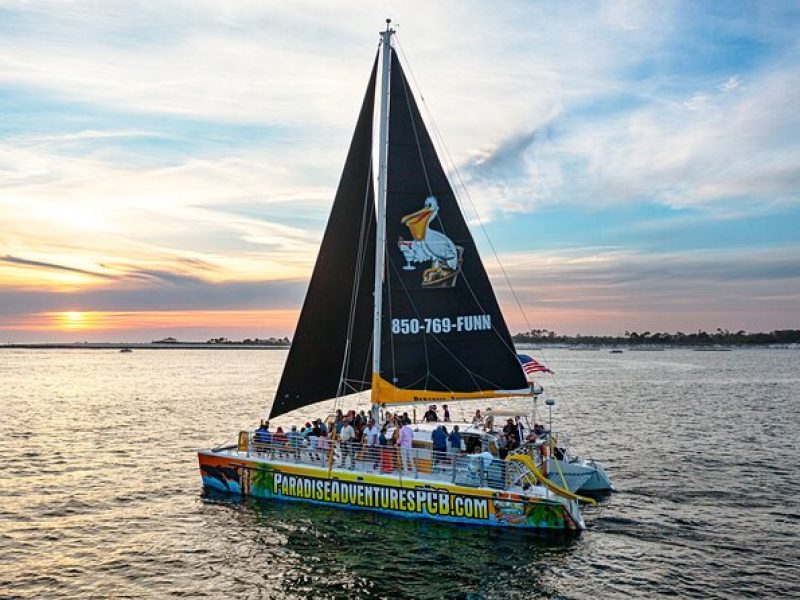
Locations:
199;21;594;530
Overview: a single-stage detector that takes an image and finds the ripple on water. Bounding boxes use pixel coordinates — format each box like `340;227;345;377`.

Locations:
1;348;799;599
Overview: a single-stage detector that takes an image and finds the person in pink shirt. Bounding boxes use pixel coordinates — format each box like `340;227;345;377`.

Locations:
399;422;415;473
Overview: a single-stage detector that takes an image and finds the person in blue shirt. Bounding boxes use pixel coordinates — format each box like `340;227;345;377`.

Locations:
431;425;448;469
286;425;303;460
254;420;272;453
448;425;462;457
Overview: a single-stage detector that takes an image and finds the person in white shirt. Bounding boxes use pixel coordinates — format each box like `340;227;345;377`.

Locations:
339;420;355;469
365;420;380;467
398;422;415;473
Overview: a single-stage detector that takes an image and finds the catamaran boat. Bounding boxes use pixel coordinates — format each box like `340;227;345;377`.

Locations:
198;21;600;531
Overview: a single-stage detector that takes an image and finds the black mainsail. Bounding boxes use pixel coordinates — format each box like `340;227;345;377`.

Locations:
269;57;378;419
269;40;530;419
370;48;529;404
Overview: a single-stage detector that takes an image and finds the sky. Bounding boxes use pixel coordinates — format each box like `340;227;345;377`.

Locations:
1;0;799;342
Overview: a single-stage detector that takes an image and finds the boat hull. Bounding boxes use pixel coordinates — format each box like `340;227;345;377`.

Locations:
547;458;614;493
199;451;581;531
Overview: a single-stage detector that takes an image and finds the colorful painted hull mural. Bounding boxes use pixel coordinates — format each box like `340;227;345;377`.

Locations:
199;452;579;531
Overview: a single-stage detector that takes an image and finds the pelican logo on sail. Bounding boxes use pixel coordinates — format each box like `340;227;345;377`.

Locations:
398;195;463;288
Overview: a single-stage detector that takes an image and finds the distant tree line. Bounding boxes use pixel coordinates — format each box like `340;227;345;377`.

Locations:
511;328;800;346
206;337;290;345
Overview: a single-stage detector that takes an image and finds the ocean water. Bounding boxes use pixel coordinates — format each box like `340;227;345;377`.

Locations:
1;347;798;599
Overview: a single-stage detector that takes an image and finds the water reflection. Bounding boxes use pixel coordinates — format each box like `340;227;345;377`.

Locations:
3;348;799;599
201;489;580;599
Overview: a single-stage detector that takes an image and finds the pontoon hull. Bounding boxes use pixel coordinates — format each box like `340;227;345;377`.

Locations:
547;458;614;493
199;451;582;531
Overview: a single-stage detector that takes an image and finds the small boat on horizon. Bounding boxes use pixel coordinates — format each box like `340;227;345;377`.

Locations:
198;21;598;531
119;347;133;353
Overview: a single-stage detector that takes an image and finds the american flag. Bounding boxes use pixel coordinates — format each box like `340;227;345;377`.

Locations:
517;354;553;375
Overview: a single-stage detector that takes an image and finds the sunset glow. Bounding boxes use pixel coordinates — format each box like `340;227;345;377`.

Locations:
60;311;87;330
0;310;299;341
0;2;798;342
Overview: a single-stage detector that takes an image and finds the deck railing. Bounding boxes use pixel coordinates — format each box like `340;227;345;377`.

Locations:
235;432;535;491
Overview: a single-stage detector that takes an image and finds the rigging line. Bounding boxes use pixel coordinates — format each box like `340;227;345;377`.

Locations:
393;39;540;395
396;49;585;433
337;157;375;398
395;43;433;197
399;36;532;336
395;37;522;369
352;205;377;393
386;253;488;391
357;327;375;397
426;372;458;396
387;257;510;393
385;239;399;389
385;254;432;387
456;258;527;365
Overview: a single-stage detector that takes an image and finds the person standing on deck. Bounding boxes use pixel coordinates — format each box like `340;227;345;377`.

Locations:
366;419;380;467
448;425;462;457
317;431;330;467
399;421;415;473
431;425;447;469
340;419;355;469
423;405;438;422
379;426;394;472
334;410;344;437
442;405;450;422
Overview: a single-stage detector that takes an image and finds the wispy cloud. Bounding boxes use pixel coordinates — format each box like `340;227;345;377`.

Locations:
491;246;800;333
0;1;798;338
1;254;114;279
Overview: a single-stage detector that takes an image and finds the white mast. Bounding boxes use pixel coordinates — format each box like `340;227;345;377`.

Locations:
371;19;394;418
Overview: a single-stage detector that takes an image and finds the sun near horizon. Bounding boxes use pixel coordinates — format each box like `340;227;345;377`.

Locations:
59;311;87;330
0;2;798;343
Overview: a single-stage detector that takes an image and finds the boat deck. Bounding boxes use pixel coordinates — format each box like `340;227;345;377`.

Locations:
213;433;542;496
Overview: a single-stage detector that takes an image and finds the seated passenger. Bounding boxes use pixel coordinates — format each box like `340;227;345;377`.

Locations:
254;420;271;451
274;427;287;442
287;425;303;459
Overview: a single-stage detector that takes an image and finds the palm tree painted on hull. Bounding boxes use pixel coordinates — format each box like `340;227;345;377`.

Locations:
525;502;565;528
251;463;274;498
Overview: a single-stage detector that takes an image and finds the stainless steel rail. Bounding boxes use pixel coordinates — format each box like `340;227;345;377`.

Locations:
233;431;544;492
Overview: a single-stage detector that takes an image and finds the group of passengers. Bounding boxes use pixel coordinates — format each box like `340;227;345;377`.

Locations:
252;404;549;473
253;405;463;473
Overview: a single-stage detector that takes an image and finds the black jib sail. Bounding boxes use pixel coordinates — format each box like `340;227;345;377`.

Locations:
371;48;530;405
269;57;378;419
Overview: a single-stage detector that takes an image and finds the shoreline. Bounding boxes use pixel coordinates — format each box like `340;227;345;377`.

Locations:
1;342;795;351
0;343;290;350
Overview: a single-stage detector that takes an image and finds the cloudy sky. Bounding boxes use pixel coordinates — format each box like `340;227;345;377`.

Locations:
1;0;799;342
